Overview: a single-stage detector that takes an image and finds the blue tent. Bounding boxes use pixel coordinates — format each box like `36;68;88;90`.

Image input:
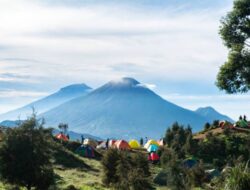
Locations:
75;145;95;158
147;144;159;152
183;158;197;168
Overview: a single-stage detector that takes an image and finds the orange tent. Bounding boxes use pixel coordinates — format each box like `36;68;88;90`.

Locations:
113;140;131;150
55;133;69;141
157;139;164;146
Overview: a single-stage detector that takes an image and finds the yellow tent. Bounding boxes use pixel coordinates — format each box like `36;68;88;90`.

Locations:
129;140;140;149
144;139;159;149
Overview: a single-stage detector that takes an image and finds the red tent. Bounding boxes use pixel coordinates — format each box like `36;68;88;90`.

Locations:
113;140;131;150
55;133;69;141
148;152;160;162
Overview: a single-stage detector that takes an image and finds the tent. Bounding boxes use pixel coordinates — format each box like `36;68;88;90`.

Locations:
108;140;116;148
148;152;160;163
238;120;249;128
75;145;95;158
129;140;140;149
55;133;68;141
83;139;98;148
147;144;159;152
157;139;165;146
113;140;131;150
144;139;159;149
205;169;220;179
96;141;107;149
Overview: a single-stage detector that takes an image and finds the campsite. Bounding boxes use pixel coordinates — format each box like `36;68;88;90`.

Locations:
0;0;250;189
0;115;249;190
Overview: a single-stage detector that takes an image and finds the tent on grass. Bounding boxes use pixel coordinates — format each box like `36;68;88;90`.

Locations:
75;145;95;158
157;139;165;146
55;133;69;141
108;140;116;148
129;139;140;149
147;144;159;152
83;138;98;148
96;141;107;149
113;140;131;150
144;139;159;149
148;152;160;163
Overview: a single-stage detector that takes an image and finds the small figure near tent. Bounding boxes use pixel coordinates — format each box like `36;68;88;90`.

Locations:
81;135;85;144
106;138;109;149
140;138;143;146
66;134;70;140
243;115;247;122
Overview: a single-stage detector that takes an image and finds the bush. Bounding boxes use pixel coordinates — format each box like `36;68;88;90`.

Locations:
101;150;153;190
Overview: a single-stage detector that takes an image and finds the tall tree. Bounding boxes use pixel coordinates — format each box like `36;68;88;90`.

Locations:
217;0;250;93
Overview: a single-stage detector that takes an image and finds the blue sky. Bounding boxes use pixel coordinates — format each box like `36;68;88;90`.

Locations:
0;0;249;120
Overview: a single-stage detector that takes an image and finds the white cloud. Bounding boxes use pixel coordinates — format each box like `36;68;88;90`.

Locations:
0;89;47;98
2;0;247;120
137;83;156;90
0;0;232;85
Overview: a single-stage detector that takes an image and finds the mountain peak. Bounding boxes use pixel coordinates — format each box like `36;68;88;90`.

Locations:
196;106;216;112
59;84;91;93
108;77;140;87
195;106;234;123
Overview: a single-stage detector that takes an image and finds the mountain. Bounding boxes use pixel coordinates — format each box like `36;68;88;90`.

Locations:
0;84;92;121
195;106;234;123
0;120;23;128
40;77;210;139
52;129;102;141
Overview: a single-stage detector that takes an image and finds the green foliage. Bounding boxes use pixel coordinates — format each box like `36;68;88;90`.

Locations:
187;161;207;188
217;0;250;93
224;162;250;190
0;115;55;190
196;133;250;165
164;122;194;158
165;159;191;190
101;149;153;190
101;149;120;186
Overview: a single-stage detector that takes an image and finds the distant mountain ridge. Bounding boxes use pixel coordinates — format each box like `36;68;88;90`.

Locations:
0;78;233;139
40;78;215;139
195;106;234;123
0;84;91;121
0;120;101;141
